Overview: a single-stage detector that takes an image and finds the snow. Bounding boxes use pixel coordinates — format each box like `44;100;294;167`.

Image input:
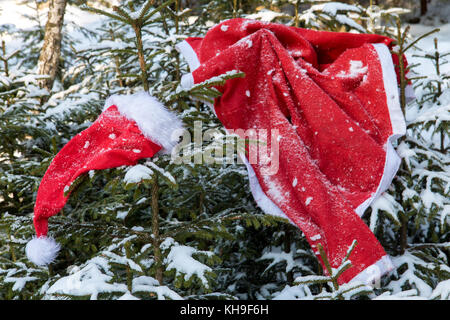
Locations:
272;284;313;300
116;210;129;220
311;2;362;16
0;0;43;29
305;197;313;206
132;276;183;300
406;23;450;79
75;40;130;52
46;261;128;299
26;85;49;98
430;279;450;299
145;161;177;185
177;69;242;98
123;164;154;184
337;60;367;78
4;276;38;291
335;14;366;32
0;75;11;87
45;92;98;118
117;291;139;300
160;237;175;250
102;251;142;272
410;102;450;127
258;246;296;273
0;0;108;54
374;290;426;300
369;192;401;231
165;244;214;288
121;2;155;21
388;251;435;297
245;9;287;22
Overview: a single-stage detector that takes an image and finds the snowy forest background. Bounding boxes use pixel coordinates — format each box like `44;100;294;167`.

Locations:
0;0;448;300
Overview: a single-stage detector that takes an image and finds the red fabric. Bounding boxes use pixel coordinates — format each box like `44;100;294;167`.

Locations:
33;105;162;238
185;19;407;85
183;18;405;283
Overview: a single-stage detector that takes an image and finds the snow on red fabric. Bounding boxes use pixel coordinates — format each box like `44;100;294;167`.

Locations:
176;18;408;284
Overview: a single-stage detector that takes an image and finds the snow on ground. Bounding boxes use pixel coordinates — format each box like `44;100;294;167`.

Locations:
0;0;109;54
0;0;42;29
0;0;119;27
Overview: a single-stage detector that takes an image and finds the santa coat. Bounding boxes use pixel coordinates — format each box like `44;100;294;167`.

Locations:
175;18;408;284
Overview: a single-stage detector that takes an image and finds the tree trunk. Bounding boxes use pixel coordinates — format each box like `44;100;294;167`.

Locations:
151;181;163;285
37;0;67;92
420;0;428;16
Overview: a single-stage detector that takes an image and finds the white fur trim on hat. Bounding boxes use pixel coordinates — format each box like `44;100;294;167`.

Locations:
25;236;60;266
104;92;184;154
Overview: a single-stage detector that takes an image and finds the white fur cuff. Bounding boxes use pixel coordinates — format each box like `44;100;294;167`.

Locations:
104;92;184;154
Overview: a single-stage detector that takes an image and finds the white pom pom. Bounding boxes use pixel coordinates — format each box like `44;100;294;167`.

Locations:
25;236;60;266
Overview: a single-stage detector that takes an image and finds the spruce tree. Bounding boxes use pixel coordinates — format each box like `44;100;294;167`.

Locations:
0;0;448;300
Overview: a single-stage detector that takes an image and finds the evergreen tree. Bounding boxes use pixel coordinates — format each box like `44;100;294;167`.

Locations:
0;0;448;300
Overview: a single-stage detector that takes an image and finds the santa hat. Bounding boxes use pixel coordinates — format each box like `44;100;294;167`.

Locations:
26;92;183;266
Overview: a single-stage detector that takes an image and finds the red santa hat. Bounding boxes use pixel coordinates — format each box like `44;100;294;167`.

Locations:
26;92;183;266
